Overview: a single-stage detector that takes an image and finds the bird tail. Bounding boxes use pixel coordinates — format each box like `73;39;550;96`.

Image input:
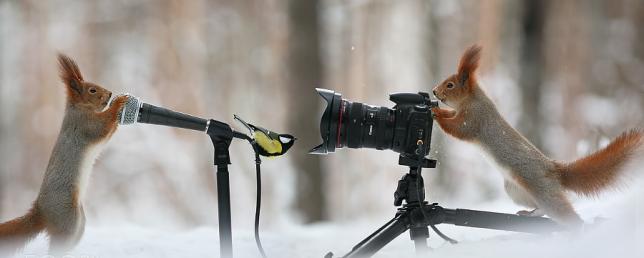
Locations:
0;206;45;253
556;129;643;197
234;114;253;133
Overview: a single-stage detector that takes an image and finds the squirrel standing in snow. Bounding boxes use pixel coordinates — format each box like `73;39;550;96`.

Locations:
431;45;643;228
0;54;128;253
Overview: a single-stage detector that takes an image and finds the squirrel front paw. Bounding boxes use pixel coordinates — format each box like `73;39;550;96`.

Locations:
110;95;129;109
103;94;129;123
431;107;441;118
431;107;456;119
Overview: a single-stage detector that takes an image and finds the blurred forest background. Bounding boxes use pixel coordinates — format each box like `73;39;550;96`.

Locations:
1;0;643;232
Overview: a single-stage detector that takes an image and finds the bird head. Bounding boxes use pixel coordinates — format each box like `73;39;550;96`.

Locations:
277;134;296;153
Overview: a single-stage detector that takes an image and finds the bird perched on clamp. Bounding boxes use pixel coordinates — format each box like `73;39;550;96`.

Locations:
234;115;296;157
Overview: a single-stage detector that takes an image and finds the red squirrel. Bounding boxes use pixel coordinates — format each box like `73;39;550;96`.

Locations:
0;54;128;253
431;45;643;228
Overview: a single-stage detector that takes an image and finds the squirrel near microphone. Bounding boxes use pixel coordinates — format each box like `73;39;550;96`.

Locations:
0;54;128;254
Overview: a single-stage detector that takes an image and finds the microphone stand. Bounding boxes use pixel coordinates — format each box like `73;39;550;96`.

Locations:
206;119;251;258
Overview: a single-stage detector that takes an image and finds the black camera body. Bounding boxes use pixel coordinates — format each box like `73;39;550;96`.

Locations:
310;88;439;156
389;92;438;155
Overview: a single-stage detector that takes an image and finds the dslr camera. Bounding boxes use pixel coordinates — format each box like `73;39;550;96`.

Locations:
310;88;439;156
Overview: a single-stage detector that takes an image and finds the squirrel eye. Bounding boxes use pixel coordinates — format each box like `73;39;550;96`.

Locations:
89;88;97;94
446;82;454;89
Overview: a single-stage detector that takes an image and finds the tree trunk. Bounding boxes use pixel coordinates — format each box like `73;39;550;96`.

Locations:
518;0;546;151
287;0;327;222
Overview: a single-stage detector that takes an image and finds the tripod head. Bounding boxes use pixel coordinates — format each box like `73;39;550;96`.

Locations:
394;153;437;207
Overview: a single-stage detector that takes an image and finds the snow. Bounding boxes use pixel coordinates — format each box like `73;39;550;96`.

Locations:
14;177;644;258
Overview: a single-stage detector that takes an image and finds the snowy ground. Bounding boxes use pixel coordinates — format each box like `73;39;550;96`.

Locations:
12;157;644;258
14;181;644;258
14;218;644;258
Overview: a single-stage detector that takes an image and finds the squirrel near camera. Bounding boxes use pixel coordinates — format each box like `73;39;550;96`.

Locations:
431;44;643;229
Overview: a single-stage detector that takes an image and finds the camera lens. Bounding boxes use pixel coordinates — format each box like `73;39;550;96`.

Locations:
341;101;395;149
310;88;395;154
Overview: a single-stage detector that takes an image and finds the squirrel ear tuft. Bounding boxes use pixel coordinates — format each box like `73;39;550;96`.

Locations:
457;44;482;86
57;53;84;96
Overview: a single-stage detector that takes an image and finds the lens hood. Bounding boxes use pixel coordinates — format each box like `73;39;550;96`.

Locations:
309;88;342;154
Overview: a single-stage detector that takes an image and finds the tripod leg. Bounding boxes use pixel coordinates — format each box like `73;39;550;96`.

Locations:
342;213;410;258
442;208;562;233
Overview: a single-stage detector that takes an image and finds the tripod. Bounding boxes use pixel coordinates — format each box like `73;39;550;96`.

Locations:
326;154;563;258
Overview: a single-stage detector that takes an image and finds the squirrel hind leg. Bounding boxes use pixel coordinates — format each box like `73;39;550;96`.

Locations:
533;191;584;229
504;180;538;208
48;230;83;254
46;207;86;253
510;176;583;229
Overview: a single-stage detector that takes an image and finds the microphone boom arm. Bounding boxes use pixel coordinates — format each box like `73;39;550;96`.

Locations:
138;103;209;132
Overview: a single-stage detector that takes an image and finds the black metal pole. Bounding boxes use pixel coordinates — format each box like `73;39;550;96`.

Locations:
216;164;233;258
208;119;235;258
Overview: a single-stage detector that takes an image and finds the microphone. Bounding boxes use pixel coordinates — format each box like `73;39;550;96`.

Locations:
115;94;210;132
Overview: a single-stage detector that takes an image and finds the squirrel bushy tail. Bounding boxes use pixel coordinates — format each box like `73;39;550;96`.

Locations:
0;206;45;252
557;129;643;197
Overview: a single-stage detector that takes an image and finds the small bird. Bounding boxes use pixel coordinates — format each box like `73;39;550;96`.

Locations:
234;115;296;157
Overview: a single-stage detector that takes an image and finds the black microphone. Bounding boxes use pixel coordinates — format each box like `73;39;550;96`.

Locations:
115;94;209;132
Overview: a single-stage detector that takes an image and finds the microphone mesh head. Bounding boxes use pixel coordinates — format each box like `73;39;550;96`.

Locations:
116;94;141;125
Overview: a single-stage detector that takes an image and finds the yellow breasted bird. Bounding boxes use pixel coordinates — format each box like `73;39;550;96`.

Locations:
234;115;296;157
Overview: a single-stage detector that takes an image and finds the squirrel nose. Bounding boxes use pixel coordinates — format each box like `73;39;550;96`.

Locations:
432;89;437;96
